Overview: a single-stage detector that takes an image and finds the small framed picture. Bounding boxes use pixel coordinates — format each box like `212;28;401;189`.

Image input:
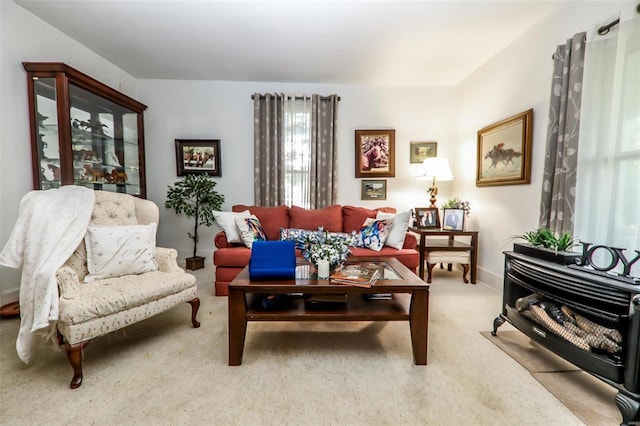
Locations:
410;141;437;164
361;179;387;200
414;207;440;229
175;139;221;176
355;129;395;178
442;208;465;231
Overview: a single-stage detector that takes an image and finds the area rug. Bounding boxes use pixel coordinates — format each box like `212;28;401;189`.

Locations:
481;330;621;426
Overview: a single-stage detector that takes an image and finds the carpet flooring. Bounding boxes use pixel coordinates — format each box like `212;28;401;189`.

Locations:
0;264;614;425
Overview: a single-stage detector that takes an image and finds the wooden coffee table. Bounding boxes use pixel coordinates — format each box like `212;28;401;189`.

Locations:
227;257;429;365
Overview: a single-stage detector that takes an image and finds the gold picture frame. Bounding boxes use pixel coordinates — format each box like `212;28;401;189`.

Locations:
361;179;387;200
355;129;395;178
476;109;533;187
410;141;437;164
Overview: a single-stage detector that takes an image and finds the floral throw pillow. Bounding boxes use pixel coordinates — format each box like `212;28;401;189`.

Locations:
357;218;395;252
235;215;267;249
280;228;313;249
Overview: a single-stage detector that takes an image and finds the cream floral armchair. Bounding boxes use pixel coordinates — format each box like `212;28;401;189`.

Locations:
56;191;200;388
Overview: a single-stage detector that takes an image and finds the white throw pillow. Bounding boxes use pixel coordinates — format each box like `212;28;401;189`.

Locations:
234;214;267;249
377;210;411;250
84;223;158;283
213;210;251;243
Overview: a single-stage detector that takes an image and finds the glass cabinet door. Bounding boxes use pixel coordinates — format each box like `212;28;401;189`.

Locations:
24;62;147;198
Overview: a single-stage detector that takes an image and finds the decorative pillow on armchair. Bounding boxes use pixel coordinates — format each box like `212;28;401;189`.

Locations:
356;218;395;252
84;223;158;283
235;215;267;249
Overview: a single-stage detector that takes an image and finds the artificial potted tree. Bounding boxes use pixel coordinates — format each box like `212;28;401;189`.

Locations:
165;174;225;270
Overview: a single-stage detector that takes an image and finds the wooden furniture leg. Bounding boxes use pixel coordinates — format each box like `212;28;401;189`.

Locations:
188;297;201;328
462;264;470;284
63;341;89;389
228;289;248;366
409;289;429;365
426;263;436;283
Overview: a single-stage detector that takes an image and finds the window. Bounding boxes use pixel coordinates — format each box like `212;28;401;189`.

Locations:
283;97;312;208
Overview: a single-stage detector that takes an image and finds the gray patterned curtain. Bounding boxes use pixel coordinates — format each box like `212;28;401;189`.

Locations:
539;32;586;234
254;93;285;206
310;94;339;208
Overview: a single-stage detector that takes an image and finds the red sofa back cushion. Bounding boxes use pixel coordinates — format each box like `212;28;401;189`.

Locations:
289;205;343;232
232;205;289;241
342;205;396;233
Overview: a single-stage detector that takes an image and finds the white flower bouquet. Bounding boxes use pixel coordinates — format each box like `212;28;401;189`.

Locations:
296;227;355;267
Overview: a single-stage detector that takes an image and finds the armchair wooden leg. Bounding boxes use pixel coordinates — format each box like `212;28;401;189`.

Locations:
188;297;201;328
426;263;436;283
63;341;89;389
462;263;470;284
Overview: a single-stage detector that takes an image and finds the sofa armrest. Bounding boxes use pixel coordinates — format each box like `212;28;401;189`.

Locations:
155;247;184;273
56;265;81;301
214;231;231;249
403;232;418;250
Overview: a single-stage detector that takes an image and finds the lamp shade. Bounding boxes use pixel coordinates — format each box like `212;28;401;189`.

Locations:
416;157;454;181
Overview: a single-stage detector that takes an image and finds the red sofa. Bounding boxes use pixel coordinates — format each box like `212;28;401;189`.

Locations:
213;204;419;296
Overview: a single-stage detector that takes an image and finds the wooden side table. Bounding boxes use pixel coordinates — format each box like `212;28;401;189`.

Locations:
408;228;479;284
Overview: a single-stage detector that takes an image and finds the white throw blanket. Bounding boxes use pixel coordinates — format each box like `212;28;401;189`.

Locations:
0;186;95;364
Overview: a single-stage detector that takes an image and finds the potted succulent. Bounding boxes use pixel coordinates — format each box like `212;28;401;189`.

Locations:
165;174;225;270
513;228;580;265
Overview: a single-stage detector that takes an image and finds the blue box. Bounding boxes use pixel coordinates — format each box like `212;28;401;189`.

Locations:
249;240;296;281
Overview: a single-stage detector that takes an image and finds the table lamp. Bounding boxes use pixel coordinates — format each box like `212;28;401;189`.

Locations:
415;157;454;208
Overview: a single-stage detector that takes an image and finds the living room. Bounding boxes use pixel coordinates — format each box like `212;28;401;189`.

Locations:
0;0;638;424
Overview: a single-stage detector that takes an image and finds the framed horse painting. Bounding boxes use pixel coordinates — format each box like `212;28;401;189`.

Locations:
175;139;221;176
355;129;395;178
476;109;533;187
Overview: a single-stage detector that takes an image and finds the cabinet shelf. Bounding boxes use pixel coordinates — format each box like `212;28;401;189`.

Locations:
24;62;148;198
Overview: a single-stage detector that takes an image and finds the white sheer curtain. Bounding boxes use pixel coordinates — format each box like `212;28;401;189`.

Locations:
575;15;640;267
283;95;312;208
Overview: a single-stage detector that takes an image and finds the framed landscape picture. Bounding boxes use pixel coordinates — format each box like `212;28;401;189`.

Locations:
476;109;533;187
355;129;395;178
410;141;437;164
175;139;221;176
361;179;387;200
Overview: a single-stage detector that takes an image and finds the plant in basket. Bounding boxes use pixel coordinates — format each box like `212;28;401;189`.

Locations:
296;227;356;268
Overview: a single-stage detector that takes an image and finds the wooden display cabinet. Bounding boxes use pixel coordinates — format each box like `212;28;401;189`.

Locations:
23;62;148;197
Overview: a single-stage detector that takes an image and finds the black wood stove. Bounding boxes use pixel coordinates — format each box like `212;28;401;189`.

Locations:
493;246;639;425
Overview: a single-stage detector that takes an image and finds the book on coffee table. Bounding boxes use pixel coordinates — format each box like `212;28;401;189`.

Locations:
330;264;381;288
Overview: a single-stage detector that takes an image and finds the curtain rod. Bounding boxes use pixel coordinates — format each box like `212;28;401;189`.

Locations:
251;94;340;101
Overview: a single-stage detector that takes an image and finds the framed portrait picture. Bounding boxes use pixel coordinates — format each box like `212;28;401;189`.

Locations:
442;208;465;231
355;129;395;178
414;207;440;229
476;109;533;187
410;141;437;164
361;179;387;200
175;139;221;176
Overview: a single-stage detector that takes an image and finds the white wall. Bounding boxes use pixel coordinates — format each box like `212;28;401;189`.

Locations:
453;0;636;289
138;80;457;260
0;0;137;305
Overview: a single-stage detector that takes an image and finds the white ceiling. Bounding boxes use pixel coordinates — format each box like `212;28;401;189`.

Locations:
16;0;566;86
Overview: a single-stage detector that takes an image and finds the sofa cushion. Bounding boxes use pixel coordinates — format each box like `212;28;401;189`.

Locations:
84;223;158;283
357;218;394;251
214;247;252;267
289;205;343;232
233;205;289;241
59;271;194;325
213;210;251;243
376;210;412;250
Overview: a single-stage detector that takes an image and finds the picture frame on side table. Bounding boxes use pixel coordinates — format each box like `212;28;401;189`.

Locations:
476;109;533;187
442;208;465;231
414;207;440;229
175;139;221;177
355;129;395;177
361;179;387;200
410;141;437;164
